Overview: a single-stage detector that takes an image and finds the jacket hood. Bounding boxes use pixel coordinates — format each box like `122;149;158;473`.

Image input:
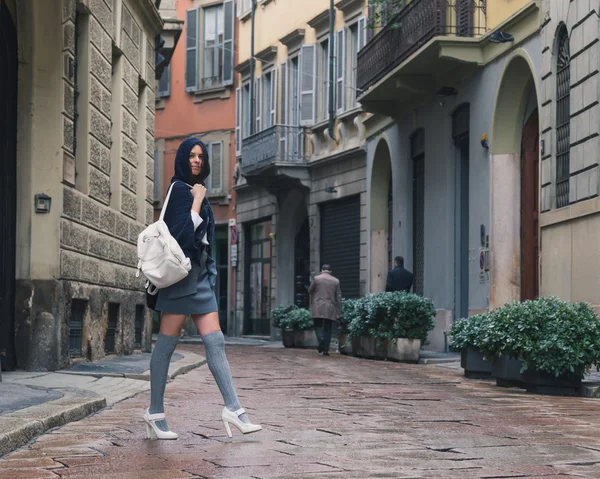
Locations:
172;137;210;185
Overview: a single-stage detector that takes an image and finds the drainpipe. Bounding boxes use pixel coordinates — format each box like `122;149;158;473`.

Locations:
328;0;336;140
249;0;256;136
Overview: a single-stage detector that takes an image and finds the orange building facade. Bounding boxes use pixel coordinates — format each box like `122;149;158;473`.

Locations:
154;0;238;333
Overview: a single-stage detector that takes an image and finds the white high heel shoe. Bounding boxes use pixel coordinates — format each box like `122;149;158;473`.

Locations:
143;409;178;440
221;407;262;438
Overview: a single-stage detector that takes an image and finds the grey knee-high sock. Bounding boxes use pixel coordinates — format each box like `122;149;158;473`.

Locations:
202;331;249;424
149;333;180;432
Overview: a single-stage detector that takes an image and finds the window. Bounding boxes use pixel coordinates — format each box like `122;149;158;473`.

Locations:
348;17;366;109
157;63;170;97
206;141;223;193
237;0;252;17
185;2;234;92
555;26;571;209
203;4;224;89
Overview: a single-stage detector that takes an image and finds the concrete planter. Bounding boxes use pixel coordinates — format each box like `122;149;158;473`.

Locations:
522;369;583;396
338;333;353;355
461;347;493;379
282;330;318;349
282;330;296;348
492;355;525;388
388;339;421;363
351;337;421;362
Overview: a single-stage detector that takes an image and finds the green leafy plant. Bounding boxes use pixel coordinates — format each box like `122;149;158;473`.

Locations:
449;297;600;379
271;304;313;331
340;298;360;334
366;0;407;30
347;292;436;342
271;304;299;329
282;307;314;331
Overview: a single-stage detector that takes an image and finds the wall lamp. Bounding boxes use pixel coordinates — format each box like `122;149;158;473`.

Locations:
481;133;489;150
489;31;514;44
325;186;338;193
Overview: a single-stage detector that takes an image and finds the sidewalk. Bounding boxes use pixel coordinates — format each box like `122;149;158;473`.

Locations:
0;349;205;457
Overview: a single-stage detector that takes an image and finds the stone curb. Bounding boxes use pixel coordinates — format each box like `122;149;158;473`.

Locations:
0;393;106;458
56;352;207;382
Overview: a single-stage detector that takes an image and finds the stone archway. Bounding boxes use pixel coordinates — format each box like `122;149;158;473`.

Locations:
370;138;393;293
490;52;540;307
276;189;309;309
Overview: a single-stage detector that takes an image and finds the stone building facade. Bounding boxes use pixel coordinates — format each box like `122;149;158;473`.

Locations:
538;0;600;310
0;0;178;372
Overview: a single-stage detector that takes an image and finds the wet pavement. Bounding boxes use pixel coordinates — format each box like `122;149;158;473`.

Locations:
1;343;600;478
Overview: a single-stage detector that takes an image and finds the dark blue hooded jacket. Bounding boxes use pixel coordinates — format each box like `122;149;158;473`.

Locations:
162;138;217;287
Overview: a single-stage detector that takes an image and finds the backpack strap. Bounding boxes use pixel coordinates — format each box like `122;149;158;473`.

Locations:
159;181;194;222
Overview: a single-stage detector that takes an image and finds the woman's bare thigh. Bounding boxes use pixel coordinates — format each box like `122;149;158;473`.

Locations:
192;312;221;336
160;312;187;337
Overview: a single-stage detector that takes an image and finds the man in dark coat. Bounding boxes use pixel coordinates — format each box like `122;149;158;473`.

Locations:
386;256;414;293
308;265;342;356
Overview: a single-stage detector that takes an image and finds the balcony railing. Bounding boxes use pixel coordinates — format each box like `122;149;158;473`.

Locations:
358;0;487;94
241;125;307;175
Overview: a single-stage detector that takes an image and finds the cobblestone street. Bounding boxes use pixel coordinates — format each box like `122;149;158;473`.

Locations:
1;344;600;479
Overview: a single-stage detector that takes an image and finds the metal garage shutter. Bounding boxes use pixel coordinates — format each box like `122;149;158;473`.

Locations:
320;195;361;299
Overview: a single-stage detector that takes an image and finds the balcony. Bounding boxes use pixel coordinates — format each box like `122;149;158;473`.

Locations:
241;125;310;190
357;0;487;115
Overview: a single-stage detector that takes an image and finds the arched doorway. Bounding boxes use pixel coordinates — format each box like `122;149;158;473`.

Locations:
370;138;392;292
490;54;540;306
0;0;18;372
275;189;309;313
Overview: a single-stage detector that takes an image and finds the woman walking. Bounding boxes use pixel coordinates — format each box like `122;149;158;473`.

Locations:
143;138;261;440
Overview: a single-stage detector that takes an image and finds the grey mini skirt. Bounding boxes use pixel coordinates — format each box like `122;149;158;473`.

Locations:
155;259;218;315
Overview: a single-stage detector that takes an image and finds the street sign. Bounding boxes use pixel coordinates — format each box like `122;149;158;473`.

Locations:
231;243;238;267
231;225;238;245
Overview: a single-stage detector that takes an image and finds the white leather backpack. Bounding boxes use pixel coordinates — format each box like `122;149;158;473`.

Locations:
136;182;192;290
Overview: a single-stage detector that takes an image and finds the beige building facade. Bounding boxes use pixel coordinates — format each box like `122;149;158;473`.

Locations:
538;0;600;311
0;0;178;372
233;0;368;338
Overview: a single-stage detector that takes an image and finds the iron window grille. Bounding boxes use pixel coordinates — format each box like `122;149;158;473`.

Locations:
556;26;571;209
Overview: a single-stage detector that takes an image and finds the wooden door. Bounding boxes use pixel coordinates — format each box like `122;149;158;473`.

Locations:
521;110;540;301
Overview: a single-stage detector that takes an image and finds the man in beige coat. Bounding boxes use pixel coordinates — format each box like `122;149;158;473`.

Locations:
308;265;342;356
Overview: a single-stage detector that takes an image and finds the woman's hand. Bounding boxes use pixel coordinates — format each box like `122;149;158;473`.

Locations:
191;184;206;215
191;184;207;202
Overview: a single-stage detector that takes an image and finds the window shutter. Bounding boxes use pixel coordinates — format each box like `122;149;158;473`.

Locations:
335;29;345;113
358;16;366;51
223;1;234;86
270;70;277;127
185;8;199;91
235;87;241;155
209;142;223;192
280;61;287;124
153;147;159;201
255;77;262;132
158;63;170;97
300;44;316;126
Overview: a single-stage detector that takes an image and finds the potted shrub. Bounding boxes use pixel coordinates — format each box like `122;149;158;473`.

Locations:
474;298;600;395
448;314;493;379
348;292;436;362
272;305;316;349
272;304;300;348
339;298;359;355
